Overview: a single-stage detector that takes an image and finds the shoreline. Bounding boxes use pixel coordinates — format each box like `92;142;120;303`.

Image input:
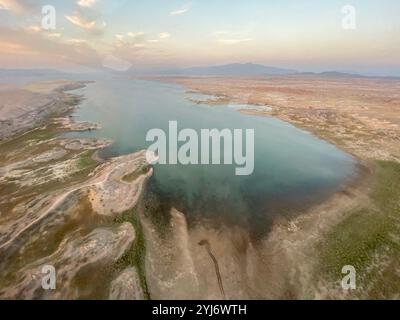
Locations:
149;75;400;161
0;80;153;299
139;76;399;299
42;78;359;299
57;78;372;299
1;77;398;299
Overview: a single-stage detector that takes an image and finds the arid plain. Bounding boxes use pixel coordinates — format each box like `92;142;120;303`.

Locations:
0;74;399;299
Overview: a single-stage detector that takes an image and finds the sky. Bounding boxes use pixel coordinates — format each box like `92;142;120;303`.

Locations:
0;0;399;75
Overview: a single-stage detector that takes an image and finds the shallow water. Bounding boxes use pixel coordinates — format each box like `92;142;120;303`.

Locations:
69;79;356;236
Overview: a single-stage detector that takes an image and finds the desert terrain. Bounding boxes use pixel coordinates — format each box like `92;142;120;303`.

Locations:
157;75;400;161
0;75;399;299
0;81;152;299
139;75;400;299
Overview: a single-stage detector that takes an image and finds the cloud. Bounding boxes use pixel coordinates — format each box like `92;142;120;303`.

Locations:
170;8;188;16
127;32;145;38
65;12;96;30
214;31;254;45
67;38;87;45
47;32;62;39
65;11;105;35
116;32;145;41
110;30;172;67
217;38;253;45
0;0;37;14
114;32;147;50
170;3;190;16
102;54;132;72
0;40;38;55
25;25;42;32
109;30;173;68
115;31;169;46
159;32;170;39
115;34;124;41
214;31;229;36
24;26;62;40
24;26;62;41
0;26;103;68
77;0;97;8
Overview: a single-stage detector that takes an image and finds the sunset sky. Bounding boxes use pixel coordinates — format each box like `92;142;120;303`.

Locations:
0;0;399;75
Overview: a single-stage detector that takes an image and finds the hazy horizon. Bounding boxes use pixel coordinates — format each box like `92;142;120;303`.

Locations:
1;62;400;78
1;0;399;76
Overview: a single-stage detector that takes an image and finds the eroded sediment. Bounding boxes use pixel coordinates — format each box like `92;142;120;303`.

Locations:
109;267;144;300
142;208;284;299
0;81;88;140
0;223;135;299
0;81;153;299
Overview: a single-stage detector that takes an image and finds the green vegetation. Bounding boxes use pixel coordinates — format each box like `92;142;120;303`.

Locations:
77;150;98;170
317;160;400;298
0;126;57;158
144;200;171;238
66;95;83;106
122;166;150;182
28;129;56;142
114;209;150;299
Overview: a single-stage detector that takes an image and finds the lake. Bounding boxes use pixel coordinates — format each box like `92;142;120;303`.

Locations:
68;79;356;237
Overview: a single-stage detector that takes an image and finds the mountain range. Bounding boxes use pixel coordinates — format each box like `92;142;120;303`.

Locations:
158;63;297;76
1;65;399;79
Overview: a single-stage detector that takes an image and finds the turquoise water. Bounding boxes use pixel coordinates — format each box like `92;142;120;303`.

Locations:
69;79;356;236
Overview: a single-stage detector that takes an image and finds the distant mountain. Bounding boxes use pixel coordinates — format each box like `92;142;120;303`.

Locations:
0;68;104;84
295;70;400;80
181;63;296;76
2;67;398;81
0;68;69;77
130;63;297;76
315;71;363;78
298;71;366;78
